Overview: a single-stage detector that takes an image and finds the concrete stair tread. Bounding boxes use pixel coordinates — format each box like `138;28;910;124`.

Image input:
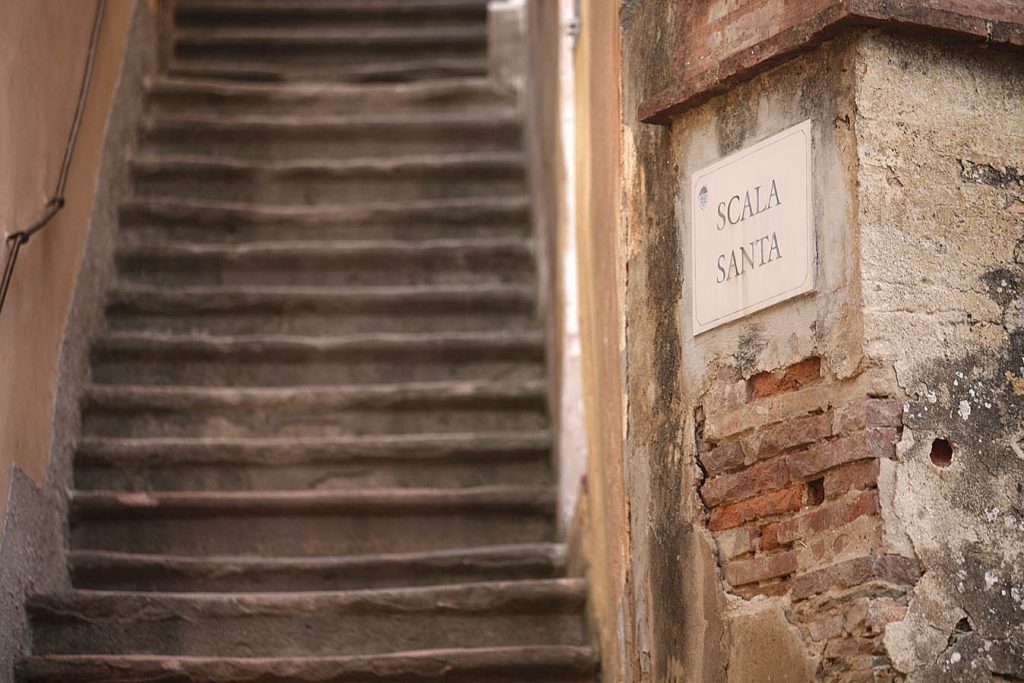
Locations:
107;283;536;312
118;236;533;258
77;431;551;464
94;330;543;358
29;578;586;618
120;195;530;226
70;543;566;580
19;645;598;682
177;0;490;17
168;57;489;83
144;110;517;132
146;73;511;103
70;485;557;519
175;25;487;46
131;152;525;177
84;380;545;409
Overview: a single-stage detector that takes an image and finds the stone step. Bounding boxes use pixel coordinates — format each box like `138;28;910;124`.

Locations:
115;238;534;287
29;580;586;656
145;76;514;116
75;431;552;491
174;27;487;67
168;55;489;84
91;330;544;387
118;196;531;243
69;543;565;591
176;0;490;31
70;487;556;556
140;112;521;159
19;646;598;682
104;284;537;335
81;381;548;438
130;153;526;204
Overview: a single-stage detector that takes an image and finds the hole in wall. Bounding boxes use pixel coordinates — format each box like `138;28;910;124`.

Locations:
807;478;825;506
930;438;955;468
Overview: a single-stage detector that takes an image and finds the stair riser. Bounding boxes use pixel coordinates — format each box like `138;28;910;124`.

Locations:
116;255;534;288
174;40;486;69
175;4;488;31
71;512;554;556
140;126;520;160
32;609;583;657
75;457;551;492
132;170;526;204
120;221;530;244
169;59;488;84
146;85;512;117
105;310;537;336
91;356;544;387
82;407;549;439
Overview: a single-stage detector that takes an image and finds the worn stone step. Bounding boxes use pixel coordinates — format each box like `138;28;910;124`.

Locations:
131;152;526;204
141;112;521;159
145;76;514;116
176;0;490;31
18;646;598;683
29;579;586;656
168;55;489;84
172;28;487;81
115;238;534;288
75;431;551;491
69;543;565;591
91;330;544;387
70;487;556;556
81;381;548;438
118;196;531;243
90;331;544;389
104;284;537;335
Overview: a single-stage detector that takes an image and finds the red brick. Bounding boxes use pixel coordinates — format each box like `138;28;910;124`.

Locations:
760;522;781;552
790;554;921;600
725;550;799;586
701;457;791;507
834;399;904;433
700;440;745;476
734;579;791;600
749;357;821;399
776;490;880;544
824;459;880;499
745;412;833;461
709;484;804;531
788;430;898;479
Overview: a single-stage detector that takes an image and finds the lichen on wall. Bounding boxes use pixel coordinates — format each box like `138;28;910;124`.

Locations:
855;32;1024;682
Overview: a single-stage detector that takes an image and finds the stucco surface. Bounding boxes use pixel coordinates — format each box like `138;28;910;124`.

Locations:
853;33;1024;682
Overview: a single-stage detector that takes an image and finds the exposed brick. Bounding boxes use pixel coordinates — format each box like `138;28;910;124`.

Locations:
714;526;756;560
749;357;821;399
834;399;905;434
788;430;898;479
734;579;791;600
744;412;833;461
760;522;781;552
709;484;804;531
823;635;884;658
725;550;798;587
790;554;922;600
776;490;880;545
701;457;791;507
824;459;880;499
700;440;745;476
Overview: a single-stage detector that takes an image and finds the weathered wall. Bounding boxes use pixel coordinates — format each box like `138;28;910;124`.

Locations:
0;1;158;678
855;33;1024;681
569;1;632;681
0;0;134;534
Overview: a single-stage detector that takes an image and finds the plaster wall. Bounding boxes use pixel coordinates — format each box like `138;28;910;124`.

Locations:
0;0;134;532
0;2;157;678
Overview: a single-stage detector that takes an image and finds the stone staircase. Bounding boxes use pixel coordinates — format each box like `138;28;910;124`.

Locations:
17;1;597;680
